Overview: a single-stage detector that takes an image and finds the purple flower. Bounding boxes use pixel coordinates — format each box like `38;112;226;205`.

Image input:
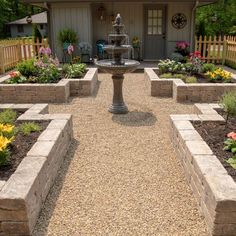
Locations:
67;44;74;55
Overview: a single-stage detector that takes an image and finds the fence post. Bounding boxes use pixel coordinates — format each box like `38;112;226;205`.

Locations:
0;46;5;74
17;43;22;62
222;36;227;65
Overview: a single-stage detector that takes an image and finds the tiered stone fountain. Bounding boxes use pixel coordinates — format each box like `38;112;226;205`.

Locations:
96;14;140;114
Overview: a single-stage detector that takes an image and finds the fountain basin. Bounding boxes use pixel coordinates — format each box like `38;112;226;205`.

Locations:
104;45;132;55
96;59;140;74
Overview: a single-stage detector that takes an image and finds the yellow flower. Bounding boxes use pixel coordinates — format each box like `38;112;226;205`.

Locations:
0;135;13;152
0;124;14;133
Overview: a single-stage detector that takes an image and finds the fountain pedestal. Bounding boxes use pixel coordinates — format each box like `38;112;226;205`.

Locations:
95;14;140;114
109;75;128;114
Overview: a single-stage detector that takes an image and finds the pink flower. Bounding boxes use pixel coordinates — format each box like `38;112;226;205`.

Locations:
39;47;45;55
227;132;236;140
67;44;74;55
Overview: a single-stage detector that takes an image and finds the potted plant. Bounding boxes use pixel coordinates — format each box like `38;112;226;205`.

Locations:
57;28;78;48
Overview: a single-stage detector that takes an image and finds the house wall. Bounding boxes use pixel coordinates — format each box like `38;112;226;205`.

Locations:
50;3;92;60
166;3;194;57
49;1;194;60
10;24;47;38
10;25;32;38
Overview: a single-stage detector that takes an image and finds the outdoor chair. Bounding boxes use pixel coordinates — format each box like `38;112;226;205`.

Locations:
96;39;108;59
79;42;92;63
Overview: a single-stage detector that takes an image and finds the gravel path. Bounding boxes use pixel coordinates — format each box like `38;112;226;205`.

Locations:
33;73;208;236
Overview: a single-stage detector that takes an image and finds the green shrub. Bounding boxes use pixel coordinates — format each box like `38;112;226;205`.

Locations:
184;76;197;83
220;92;236;125
202;63;217;73
64;63;87;78
0;149;10;166
37;65;61;83
170;52;184;62
160;73;186;80
57;28;78;46
19;122;41;135
226;60;236;70
16;59;37;77
0;110;17;124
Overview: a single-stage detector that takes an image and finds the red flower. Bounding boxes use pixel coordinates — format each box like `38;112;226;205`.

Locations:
227;132;236;140
9;72;18;78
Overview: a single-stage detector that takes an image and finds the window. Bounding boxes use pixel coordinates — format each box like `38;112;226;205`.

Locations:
17;25;24;33
147;10;162;35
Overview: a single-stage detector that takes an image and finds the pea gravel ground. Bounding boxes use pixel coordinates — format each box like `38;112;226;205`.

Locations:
33;73;208;236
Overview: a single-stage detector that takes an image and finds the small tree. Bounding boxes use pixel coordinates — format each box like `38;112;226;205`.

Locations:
32;24;42;43
221;92;236;127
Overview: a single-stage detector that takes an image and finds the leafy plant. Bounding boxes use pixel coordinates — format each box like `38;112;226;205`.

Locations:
16;59;38;77
63;64;87;78
206;68;232;83
202;63;217;73
160;73;186;79
189;51;203;74
57;28;78;46
19;122;41;135
224;138;236;153
184;76;197;83
0;135;13;166
6;71;27;84
226;156;236;169
157;60;186;74
0;148;10;166
170;52;184;62
37;65;61;83
0;110;17;124
220;92;236;125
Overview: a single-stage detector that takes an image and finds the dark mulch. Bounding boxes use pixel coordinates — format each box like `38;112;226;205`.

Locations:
0;120;49;181
193;109;236;181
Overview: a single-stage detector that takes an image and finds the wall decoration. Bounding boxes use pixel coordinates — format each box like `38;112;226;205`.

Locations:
171;13;187;29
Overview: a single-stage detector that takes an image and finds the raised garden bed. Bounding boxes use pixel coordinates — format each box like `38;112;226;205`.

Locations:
0;68;98;103
145;68;236;102
170;103;236;235
0;104;73;235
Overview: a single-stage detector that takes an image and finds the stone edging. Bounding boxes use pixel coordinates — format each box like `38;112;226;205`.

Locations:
0;68;98;103
0;104;73;235
170;103;236;235
145;68;236;102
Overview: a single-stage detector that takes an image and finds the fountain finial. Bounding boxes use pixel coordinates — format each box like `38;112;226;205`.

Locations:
115;14;122;25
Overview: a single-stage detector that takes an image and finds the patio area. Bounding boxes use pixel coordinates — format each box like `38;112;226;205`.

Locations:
33;73;208;235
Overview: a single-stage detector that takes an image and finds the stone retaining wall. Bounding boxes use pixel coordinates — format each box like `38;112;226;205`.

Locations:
145;68;236;102
0;68;98;103
170;103;236;235
0;104;73;235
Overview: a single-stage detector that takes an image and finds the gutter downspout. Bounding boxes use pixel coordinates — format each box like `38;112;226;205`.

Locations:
190;0;199;52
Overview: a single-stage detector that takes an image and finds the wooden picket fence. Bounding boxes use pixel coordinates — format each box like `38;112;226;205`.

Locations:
0;37;48;73
195;35;236;65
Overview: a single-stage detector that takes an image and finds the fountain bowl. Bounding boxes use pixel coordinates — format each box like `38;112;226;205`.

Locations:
96;59;140;75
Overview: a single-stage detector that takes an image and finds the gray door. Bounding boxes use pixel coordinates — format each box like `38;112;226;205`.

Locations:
144;6;166;60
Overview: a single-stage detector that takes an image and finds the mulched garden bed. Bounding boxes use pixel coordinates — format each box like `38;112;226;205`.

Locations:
0;120;49;181
193;109;236;181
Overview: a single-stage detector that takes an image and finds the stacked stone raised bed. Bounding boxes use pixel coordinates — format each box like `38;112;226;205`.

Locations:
0;68;98;103
0;104;73;235
170;103;236;235
145;68;236;103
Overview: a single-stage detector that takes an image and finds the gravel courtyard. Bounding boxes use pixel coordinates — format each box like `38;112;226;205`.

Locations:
33;73;208;236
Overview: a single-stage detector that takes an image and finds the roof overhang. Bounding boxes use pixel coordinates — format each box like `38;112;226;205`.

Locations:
21;0;217;3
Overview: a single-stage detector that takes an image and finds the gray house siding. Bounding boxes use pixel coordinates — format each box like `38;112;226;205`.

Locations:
49;1;196;60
